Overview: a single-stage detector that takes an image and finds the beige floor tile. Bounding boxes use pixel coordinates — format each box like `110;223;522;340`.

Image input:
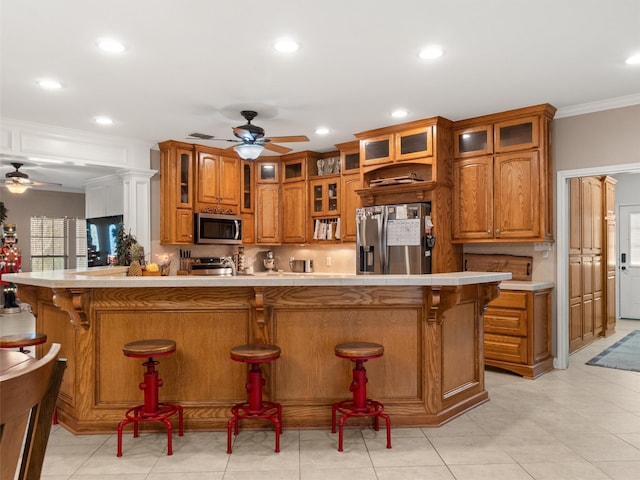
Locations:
223;471;299;480
225;431;300;472
300;467;377;480
448;463;535;479
375;465;456;479
299;438;372;469
365;436;443;467
592;460;640;480
552;432;640;462
521;461;613;479
429;435;515;465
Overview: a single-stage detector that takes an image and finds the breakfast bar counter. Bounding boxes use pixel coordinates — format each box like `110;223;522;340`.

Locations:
6;269;510;434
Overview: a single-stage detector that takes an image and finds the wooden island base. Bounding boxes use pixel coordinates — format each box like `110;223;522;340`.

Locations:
17;279;501;434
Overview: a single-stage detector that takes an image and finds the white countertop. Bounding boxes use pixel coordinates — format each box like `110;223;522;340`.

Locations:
500;280;555;291
4;268;511;288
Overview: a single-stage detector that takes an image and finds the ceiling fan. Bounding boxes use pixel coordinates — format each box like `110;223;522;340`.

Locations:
3;162;62;194
188;110;309;159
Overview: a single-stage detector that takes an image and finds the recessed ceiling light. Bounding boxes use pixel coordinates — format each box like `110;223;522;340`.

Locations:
97;39;125;53
315;127;330;135
38;79;62;90
391;109;408;118
95;116;114;125
274;38;299;53
418;45;444;60
625;53;640;65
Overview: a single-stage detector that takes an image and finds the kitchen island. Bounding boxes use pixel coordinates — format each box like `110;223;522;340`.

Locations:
5;269;510;434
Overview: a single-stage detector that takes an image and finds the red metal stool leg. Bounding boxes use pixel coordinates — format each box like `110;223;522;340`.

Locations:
227;361;282;454
332;357;392;451
117;356;183;457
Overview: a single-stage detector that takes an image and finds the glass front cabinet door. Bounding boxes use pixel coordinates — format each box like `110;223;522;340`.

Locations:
310;178;340;216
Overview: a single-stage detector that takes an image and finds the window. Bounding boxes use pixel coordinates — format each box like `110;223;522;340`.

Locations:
30;217;87;272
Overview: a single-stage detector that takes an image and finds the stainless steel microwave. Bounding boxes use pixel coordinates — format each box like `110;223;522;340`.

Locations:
194;213;242;245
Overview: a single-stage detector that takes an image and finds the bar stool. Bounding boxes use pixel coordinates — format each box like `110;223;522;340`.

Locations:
331;341;391;451
0;332;47;354
116;339;183;457
227;344;282;454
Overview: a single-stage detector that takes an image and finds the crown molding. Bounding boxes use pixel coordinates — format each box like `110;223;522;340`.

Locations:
556;93;640;118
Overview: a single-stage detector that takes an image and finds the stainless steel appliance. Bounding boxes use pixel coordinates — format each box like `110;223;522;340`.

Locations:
189;257;236;276
356;203;434;275
289;258;313;273
194;213;242;245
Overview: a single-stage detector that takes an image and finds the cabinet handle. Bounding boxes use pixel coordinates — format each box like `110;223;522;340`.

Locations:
487;230;492;234
495;229;500;234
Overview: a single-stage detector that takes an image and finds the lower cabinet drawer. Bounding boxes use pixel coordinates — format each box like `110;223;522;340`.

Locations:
484;333;527;364
484;307;527;336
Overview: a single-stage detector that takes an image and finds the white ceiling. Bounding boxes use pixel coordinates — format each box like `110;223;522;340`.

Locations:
1;0;640;193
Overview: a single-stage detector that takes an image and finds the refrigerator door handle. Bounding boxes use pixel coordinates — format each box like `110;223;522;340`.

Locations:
380;208;388;274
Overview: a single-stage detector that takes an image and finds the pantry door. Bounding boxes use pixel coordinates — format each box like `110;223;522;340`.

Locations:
619;204;640;319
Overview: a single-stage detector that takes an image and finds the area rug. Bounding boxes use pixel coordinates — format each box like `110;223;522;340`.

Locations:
586;330;640;372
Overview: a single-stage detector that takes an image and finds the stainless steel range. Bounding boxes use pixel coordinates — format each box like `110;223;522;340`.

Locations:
189;257;235;276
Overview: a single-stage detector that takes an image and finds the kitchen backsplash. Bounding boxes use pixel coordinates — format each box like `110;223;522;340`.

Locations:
149;241;357;275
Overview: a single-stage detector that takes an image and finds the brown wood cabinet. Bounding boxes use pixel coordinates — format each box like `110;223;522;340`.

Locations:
452;104;555;243
194;147;240;214
159;140;194;245
569;175;616;352
484;288;553;379
604;177;617;336
256;183;280;244
336;141;361;242
281;182;307;243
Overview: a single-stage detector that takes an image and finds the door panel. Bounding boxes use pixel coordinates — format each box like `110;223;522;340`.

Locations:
620;204;640;319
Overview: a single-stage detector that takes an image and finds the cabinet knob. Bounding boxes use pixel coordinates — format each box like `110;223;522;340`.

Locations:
487;230;492;234
495;229;500;234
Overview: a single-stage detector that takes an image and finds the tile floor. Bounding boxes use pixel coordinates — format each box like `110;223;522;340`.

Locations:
41;319;640;479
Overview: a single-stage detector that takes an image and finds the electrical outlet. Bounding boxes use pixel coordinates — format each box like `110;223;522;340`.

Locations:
326;256;332;266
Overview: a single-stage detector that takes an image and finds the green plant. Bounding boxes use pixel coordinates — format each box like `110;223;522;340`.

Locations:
115;223;138;266
0;201;7;224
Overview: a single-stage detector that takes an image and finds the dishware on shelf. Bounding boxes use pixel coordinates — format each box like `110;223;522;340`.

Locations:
317;159;325;176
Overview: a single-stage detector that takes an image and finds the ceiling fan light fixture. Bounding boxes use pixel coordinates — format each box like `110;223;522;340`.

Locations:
5;183;30;194
234;143;264;160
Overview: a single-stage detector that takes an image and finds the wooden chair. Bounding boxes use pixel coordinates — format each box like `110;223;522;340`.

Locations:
0;343;66;480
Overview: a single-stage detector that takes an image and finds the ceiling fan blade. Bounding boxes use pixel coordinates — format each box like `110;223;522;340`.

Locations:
266;135;309;143
31;180;62;187
233;127;255;142
263;143;292;154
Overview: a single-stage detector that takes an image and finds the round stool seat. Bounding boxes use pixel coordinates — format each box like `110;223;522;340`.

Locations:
0;332;47;349
123;339;176;358
335;341;384;360
230;344;281;363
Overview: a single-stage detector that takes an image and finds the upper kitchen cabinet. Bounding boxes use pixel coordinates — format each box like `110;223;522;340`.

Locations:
452;104;556;243
255;159;281;244
241;160;255;244
194;146;240;214
281;151;322;182
453;125;493;158
256;159;279;183
355;117;453;198
336;141;361;242
357;122;434;170
159;140;195;245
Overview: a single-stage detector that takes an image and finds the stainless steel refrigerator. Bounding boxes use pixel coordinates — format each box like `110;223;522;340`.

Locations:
356;203;435;274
